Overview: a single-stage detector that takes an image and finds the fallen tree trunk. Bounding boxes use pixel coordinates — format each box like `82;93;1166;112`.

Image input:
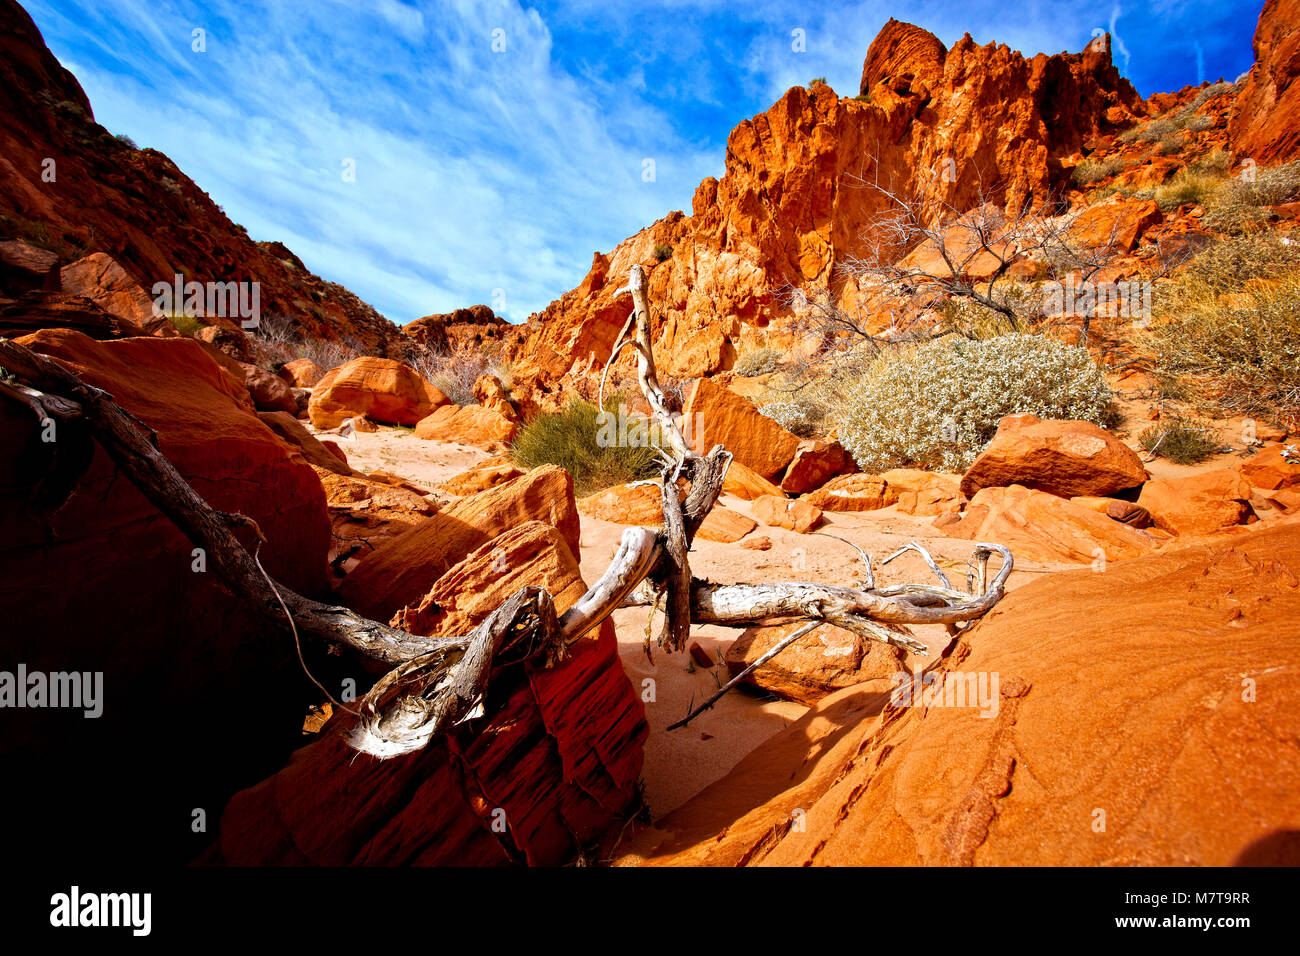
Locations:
0;265;1012;759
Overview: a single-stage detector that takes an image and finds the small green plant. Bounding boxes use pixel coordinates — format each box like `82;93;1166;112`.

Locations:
115;133;138;149
734;347;781;377
1139;417;1219;464
510;394;664;496
808;76;827;87
652;243;673;263
164;312;207;337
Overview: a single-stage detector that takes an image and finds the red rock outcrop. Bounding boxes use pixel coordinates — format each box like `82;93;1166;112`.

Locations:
506;21;1143;384
620;521;1300;866
0;0;413;354
213;521;648;866
946;484;1161;563
751;494;823;534
1229;0;1300;163
683;377;801;479
1137;468;1256;536
414;402;518;448
403;304;516;353
0;328;331;863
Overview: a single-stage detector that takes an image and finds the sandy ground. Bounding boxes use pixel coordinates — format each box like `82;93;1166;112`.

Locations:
315;426;490;496
309;406;1276;819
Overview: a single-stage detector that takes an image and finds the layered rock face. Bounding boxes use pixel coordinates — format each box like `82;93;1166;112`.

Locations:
0;330;332;864
0;0;412;354
212;521;648;866
506;20;1143;385
1229;0;1300;163
621;521;1300;866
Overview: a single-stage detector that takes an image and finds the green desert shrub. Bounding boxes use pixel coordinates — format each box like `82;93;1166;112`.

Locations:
1139;417;1219;464
652;243;673;263
834;334;1114;472
734;347;781;377
510;394;663;496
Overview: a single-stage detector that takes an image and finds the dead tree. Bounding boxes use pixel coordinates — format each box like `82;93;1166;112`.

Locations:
0;264;1012;758
781;177;1149;372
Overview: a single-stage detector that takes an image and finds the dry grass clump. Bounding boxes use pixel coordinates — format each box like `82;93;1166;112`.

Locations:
734;347;782;377
1148;234;1300;419
408;350;512;406
1071;156;1125;186
1201;160;1300;233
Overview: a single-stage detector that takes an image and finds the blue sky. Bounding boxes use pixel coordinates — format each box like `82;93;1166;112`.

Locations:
27;0;1262;324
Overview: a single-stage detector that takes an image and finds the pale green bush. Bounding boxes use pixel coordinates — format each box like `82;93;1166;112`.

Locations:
835;334;1114;471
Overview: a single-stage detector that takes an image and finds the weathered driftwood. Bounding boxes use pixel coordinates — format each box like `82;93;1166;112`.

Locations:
0;266;1013;758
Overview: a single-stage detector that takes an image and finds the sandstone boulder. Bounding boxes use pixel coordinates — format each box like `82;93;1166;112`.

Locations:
1070;494;1154;527
683;377;801;479
309;357;449;429
780;439;852;494
59;252;164;332
239;361;298;414
256;411;353;475
1067;197;1162;251
878;468;963;515
1137;468;1255;536
722;459;786;500
414;402;518;447
315;468;435;581
578;481;757;543
1240;443;1300;490
803;473;889;511
960;414;1148;499
724;621;906;707
278;358;324;388
0;329;329;863
337;464;580;622
751;494;823;533
945;484;1160;563
439;458;525;496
